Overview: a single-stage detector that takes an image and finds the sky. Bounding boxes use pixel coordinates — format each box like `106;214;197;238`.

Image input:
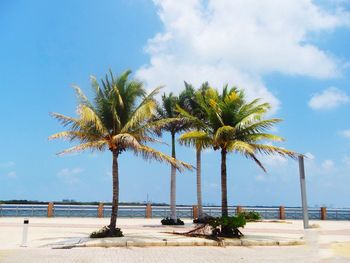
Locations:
0;0;350;208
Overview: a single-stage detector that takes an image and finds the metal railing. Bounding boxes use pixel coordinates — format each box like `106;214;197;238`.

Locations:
1;204;350;220
53;204;99;217
0;204;47;217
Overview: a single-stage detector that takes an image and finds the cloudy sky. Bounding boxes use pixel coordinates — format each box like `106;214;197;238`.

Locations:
1;0;350;208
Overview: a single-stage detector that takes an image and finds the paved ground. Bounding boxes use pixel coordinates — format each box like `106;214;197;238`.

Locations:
1;246;350;263
0;218;350;262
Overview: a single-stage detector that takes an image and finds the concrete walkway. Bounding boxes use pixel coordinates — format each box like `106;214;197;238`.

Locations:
0;217;304;248
0;247;340;263
0;218;350;262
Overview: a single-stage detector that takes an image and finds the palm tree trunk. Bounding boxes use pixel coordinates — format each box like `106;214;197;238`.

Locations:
196;147;203;219
221;148;228;217
109;150;119;232
170;132;177;220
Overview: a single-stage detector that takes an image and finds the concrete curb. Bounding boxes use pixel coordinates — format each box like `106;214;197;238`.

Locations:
54;238;305;249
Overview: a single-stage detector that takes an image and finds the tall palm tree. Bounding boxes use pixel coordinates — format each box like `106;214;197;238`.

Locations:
49;70;191;235
178;82;211;220
179;85;296;229
157;93;189;221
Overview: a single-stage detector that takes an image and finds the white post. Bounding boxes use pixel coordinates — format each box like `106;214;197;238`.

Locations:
21;218;29;247
298;155;309;229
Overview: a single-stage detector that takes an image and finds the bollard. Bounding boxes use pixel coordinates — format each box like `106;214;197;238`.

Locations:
298;155;309;229
279;206;285;220
21;218;29;247
321;207;327;220
47;202;54;217
146;203;152;219
192;205;198;219
98;202;104;218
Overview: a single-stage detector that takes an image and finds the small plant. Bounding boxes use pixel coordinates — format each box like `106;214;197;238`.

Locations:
208;214;246;238
161;217;185;225
90;226;123;238
238;211;261;222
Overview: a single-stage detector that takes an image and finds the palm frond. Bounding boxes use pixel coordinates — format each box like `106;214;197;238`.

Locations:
57;141;107;155
48;131;98;142
112;133;142;150
208;98;224;126
175;105;207;130
237;119;282;135
50;112;79;127
226;140;255;154
178;130;213;149
72;85;92;107
134;145;194;172
251;144;298;159
121;87;161;133
235;102;270;127
214;125;235;146
246;153;267;173
245;133;285;142
77;104;108;135
135;117;186;137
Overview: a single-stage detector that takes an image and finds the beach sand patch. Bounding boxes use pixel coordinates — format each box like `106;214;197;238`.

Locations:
331;242;350;258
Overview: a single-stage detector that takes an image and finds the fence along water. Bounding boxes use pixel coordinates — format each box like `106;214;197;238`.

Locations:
0;203;349;220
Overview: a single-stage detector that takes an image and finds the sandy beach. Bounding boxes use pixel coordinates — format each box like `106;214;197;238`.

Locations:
0;218;350;262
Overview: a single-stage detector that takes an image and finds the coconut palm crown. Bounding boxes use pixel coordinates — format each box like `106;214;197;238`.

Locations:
49;70;191;234
179;85;297;221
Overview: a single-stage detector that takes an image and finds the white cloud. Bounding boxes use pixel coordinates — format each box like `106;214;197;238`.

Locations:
255;174;266;182
308;87;349;110
57;167;83;177
305;152;315;160
321;159;335;170
57;167;83;184
88;153;98;159
106;171;112;179
261;154;289;167
0;161;15;168
137;0;349;112
340;129;350;138
256;149;350;206
7;171;16;178
343;155;350;166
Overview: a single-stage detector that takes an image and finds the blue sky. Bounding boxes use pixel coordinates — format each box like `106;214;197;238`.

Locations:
1;0;350;208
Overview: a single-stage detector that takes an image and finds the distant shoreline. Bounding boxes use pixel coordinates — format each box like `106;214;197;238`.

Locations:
0;200;346;209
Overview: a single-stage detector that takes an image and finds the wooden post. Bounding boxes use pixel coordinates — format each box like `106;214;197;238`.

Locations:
236;206;243;215
47;202;54;217
279;206;285;220
146;203;152;219
97;202;104;218
192;205;198;219
321;207;327;220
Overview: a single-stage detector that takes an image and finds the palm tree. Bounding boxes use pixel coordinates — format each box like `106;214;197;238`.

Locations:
49;70;191;235
179;85;296;229
178;82;211;220
157;92;189;221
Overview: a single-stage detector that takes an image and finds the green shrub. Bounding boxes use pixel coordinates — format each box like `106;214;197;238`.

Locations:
208;214;246;237
161;217;185;225
238;211;261;222
90;226;123;238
